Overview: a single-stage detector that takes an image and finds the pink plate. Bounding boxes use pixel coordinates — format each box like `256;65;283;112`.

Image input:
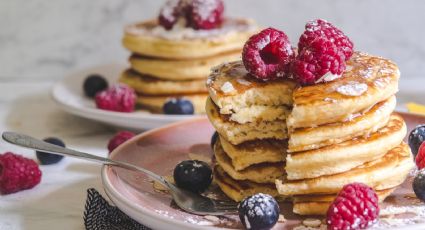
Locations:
102;112;425;230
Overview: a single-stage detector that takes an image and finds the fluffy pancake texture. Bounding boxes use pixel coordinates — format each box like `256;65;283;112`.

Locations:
137;94;207;114
219;136;286;171
207;61;296;123
214;139;285;183
213;165;280;202
206;97;288;145
123;18;258;59
276;142;413;196
288;96;396;152
129;52;241;81
120;69;207;95
287;52;400;129
286;114;407;180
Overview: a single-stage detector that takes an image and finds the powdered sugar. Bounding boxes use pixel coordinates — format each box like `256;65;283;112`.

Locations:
220;81;236;94
336;81;368;96
126;18;256;41
192;0;219;21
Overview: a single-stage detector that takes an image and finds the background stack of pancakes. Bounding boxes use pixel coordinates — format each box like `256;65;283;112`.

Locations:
207;52;414;215
119;19;257;114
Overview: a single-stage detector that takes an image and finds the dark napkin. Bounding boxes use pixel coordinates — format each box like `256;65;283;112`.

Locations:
83;188;150;230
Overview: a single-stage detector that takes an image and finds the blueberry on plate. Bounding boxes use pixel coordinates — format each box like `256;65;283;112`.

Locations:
163;98;194;115
83;74;108;98
409;125;425;157
413;169;425;202
238;193;279;230
210;131;219;149
36;137;65;165
173;160;212;193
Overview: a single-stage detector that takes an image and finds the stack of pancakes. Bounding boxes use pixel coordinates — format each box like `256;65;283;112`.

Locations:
119;19;257;114
207;52;414;215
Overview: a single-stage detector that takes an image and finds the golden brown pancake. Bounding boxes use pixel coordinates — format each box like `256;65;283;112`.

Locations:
286;114;407;180
219;135;286;171
123;18;257;59
214;139;285;183
288;96;396;152
213;165;280;202
129;52;241;81
207;61;296;124
276;142;413;196
120;69;207;95
206;97;288;145
287;52;400;129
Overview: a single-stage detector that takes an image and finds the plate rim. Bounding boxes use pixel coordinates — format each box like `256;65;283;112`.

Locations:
50;65;204;128
101;117;220;230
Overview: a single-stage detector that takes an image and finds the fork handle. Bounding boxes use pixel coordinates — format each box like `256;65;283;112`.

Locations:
2;131;168;187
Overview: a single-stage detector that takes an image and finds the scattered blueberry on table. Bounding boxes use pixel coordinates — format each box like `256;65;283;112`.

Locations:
173;160;212;193
36;137;66;165
413;169;425;202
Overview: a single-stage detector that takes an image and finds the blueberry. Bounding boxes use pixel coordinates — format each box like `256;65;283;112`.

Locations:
163;98;194;115
83;74;108;98
36;137;65;165
173;160;212;193
413;169;425;202
409;125;425;157
238;193;279;230
210;131;218;149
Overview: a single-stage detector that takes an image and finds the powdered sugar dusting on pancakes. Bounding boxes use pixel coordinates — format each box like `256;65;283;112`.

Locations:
336;81;368;96
126;18;256;41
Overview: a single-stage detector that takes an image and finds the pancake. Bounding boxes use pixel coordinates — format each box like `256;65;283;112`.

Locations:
276;142;414;196
287;52;400;129
123;18;257;59
206;97;288;145
207;61;296;124
214;139;285;183
137;94;207;114
219;136;286;171
288;96;396;152
120;69;207;95
293;188;395;215
213;165;280;202
286;114;407;180
129;52;241;81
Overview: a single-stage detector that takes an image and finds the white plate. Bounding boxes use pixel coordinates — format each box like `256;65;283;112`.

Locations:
51;63;204;131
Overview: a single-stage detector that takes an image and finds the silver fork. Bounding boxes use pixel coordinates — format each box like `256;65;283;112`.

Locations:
2;131;238;216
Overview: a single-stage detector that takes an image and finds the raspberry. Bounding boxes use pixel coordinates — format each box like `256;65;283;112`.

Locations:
327;183;379;230
242;28;294;81
0;152;42;194
95;84;136;113
186;0;224;30
158;0;182;30
299;19;354;61
415;142;425;170
292;37;346;85
108;131;136;153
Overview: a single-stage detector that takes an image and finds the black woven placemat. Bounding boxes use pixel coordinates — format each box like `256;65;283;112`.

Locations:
83;188;151;230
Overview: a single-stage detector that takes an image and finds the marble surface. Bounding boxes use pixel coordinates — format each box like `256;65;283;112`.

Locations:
0;0;425;229
1;0;425;81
